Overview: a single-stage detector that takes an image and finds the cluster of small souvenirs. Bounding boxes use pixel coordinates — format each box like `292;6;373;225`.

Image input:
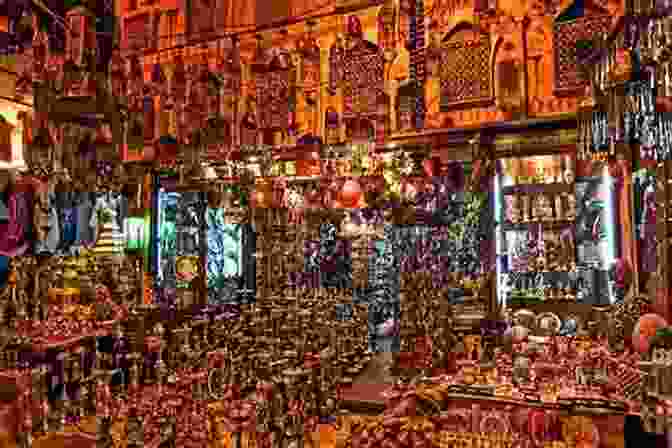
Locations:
0;0;671;446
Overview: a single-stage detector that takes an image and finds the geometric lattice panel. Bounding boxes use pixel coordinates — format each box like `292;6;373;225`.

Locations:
553;15;611;93
344;45;385;90
341;41;385;118
440;33;492;110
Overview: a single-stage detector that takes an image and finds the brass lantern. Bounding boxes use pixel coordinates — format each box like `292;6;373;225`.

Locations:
28;128;54;176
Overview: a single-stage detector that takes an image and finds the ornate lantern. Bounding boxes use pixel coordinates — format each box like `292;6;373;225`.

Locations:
15;50;34;99
95;121;117;162
66;5;96;67
171;56;187;110
27;128;54;176
151;63;167;99
127;56;144;112
299;21;320;105
63;5;98;98
210;36;241;157
206;71;221;118
325;107;340;144
253;33;295;145
109;46;127;100
31;15;49;85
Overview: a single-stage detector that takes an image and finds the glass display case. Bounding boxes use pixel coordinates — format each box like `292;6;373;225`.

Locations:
152;174;208;308
206;202;256;306
494;155;577;308
495;154;623;308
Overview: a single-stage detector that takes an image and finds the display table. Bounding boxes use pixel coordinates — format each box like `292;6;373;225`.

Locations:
32;431;96;448
336;394;626;448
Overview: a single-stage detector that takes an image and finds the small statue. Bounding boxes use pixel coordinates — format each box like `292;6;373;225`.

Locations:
158;417;176;448
512;355;530;384
565;193;576;220
127;415;144;446
96;416;115;448
156;357;167;387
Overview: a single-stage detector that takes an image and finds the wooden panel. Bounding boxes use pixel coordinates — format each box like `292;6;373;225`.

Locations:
552;15;611;95
440;31;493;110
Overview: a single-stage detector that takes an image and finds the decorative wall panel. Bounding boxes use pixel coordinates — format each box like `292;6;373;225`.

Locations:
340;42;385;118
552;15;611;95
440;31;492;110
330;16;387;144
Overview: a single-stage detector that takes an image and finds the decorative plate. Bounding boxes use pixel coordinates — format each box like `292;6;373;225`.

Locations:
479;410;510;433
537;313;562;335
176;256;199;283
513;309;536;329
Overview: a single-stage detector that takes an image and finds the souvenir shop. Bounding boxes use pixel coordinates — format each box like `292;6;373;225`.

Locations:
2;0;672;446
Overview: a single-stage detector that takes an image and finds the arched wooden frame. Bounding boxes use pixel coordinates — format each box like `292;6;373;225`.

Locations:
345;117;375;142
439;22;493;111
491;36;524;113
240;103;258;147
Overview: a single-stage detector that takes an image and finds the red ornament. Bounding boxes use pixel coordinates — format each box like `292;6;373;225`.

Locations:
422;157;439;178
633;313;668;353
340;179;362;208
347;16;363;38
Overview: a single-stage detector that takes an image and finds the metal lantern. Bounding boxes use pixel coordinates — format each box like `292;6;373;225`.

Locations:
28;128;54;175
299;21;321;105
151;63;167;98
62;59;84;98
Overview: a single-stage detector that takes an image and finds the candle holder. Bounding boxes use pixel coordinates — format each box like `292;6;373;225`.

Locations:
519;195;529;222
565;193;576;220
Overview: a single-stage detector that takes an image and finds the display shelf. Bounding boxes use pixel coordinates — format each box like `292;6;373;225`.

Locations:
501;183;574;195
502;219;574;231
506;297;545;307
502;300;594;316
503;271;575;278
506;297;579;308
286;175;325;184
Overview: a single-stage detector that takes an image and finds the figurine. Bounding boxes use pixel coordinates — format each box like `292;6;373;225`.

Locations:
96;416;115;448
127;415;144;447
512;355;530;384
158;417;176;448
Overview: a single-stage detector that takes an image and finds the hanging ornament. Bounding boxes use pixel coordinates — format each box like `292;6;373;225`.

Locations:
340;178;362;208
